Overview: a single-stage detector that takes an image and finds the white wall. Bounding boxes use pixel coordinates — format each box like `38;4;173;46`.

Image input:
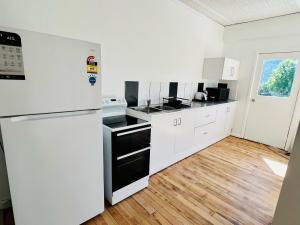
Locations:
0;0;224;206
0;0;224;97
224;14;300;147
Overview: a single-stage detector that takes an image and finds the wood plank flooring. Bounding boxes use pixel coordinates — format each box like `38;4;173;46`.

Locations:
2;137;288;225
84;136;289;225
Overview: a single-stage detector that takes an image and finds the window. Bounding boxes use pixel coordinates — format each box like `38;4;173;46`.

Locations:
258;59;298;97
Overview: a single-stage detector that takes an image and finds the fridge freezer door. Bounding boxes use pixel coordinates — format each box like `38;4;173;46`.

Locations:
0;27;101;117
0;110;104;225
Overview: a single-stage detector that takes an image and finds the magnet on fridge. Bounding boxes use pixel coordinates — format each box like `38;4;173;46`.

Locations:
89;76;96;86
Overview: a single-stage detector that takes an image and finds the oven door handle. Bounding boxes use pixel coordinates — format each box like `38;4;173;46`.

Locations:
117;147;150;160
116;126;151;136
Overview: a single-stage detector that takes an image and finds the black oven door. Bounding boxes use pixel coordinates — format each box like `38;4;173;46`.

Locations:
111;125;151;192
112;125;151;158
112;148;150;192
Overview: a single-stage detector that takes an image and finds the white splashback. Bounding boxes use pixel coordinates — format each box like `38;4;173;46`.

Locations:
159;82;170;104
133;80;219;106
177;83;185;99
149;82;161;105
184;83;193;100
138;82;150;106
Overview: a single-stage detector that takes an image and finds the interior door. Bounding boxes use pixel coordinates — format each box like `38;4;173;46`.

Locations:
0;110;104;225
245;52;300;149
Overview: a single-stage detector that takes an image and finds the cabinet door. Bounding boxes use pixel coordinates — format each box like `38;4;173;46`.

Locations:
225;102;237;135
174;110;195;154
150;114;176;174
214;104;227;139
222;58;240;80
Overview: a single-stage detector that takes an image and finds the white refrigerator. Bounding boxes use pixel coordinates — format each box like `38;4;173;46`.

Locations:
0;27;104;225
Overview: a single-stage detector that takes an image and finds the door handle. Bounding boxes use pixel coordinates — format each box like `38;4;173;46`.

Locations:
178;118;182;126
10;110;99;122
230;66;235;76
251;98;255;102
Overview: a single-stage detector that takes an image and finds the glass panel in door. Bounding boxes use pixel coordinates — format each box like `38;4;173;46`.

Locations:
258;59;298;97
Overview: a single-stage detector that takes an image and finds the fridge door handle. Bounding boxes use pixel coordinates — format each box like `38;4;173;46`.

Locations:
10;110;99;122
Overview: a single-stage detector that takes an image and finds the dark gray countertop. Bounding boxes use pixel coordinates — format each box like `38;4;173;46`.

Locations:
191;99;237;108
128;100;237;116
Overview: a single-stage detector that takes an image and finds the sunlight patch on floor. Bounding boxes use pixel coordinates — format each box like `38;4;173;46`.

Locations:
263;158;288;177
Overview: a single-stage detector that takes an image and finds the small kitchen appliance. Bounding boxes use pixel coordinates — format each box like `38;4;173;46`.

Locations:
102;97;151;205
194;91;208;102
206;83;230;102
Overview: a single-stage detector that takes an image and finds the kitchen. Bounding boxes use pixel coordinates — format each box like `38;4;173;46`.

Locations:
1;0;300;225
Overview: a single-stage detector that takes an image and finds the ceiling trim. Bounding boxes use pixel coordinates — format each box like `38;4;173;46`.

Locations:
225;12;300;27
178;0;230;25
178;0;300;27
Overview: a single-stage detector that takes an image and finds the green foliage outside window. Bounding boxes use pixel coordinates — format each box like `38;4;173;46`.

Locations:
258;59;298;97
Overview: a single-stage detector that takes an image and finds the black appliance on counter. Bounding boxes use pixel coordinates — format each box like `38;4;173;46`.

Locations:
206;83;230;102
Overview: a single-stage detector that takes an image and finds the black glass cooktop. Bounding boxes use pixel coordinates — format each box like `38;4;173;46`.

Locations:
103;115;148;129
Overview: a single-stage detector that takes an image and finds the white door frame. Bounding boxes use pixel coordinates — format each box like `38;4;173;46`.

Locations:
242;51;300;151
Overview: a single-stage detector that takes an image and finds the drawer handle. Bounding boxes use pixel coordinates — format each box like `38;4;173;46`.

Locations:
173;119;177;126
178;117;182;126
117;147;150;160
205;114;210;118
203;131;208;135
117;127;151;136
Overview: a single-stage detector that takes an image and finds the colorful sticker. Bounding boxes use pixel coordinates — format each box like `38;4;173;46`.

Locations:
86;56;98;74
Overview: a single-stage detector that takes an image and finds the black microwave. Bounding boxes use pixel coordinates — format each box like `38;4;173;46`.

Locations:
206;87;230;102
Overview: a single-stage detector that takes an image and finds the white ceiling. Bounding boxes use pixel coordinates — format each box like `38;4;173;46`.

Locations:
179;0;300;26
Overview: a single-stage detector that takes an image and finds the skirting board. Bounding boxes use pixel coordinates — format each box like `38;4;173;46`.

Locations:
231;132;243;138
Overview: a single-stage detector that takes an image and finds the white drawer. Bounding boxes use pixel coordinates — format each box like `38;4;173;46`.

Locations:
194;123;216;147
194;106;217;127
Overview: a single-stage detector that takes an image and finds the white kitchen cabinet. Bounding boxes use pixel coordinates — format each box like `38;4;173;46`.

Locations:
194;106;217;127
150;110;194;174
194;123;216;148
150;113;176;174
128;102;237;176
224;102;237;135
202;57;240;81
174;110;194;154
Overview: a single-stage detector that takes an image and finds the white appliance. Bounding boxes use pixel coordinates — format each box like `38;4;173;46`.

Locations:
0;27;104;225
194;91;208;101
102;97;151;205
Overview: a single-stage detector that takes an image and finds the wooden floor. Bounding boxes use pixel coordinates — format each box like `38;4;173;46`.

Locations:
84;136;288;225
3;137;289;225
